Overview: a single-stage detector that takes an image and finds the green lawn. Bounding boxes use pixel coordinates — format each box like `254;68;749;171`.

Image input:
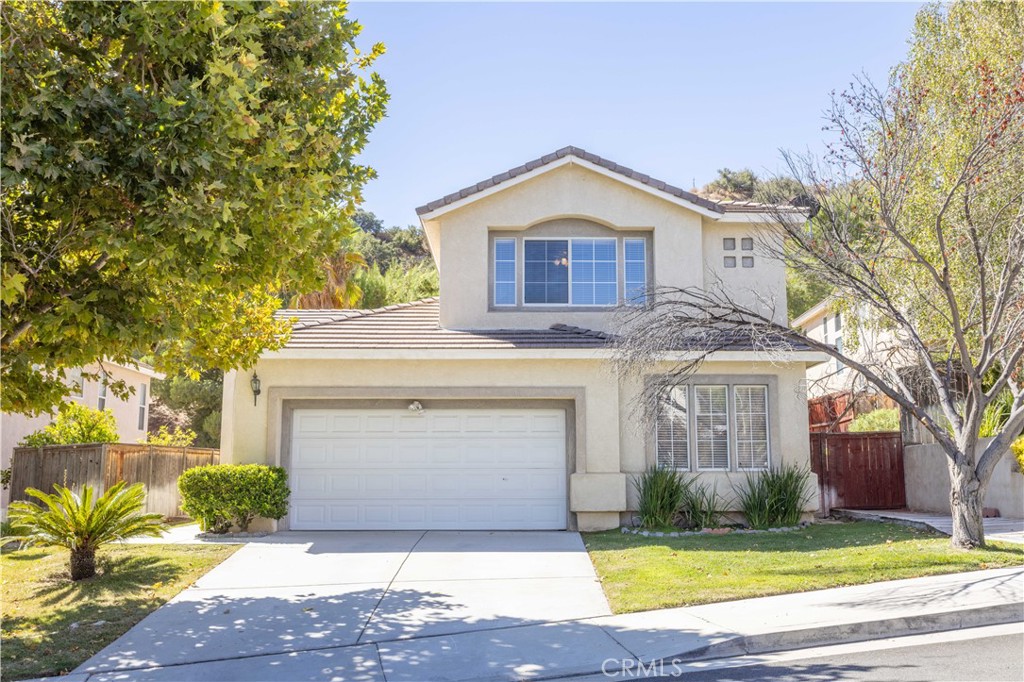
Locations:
1;543;238;681
585;521;1024;614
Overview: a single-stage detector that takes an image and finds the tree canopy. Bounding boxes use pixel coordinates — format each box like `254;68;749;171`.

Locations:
1;1;387;414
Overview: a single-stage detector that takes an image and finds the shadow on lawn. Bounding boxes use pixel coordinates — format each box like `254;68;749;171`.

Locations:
30;554;190;606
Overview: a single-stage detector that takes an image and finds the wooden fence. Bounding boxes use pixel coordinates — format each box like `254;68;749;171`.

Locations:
9;443;219;518
809;431;905;516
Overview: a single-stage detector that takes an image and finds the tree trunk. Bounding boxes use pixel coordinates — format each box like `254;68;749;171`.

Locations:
70;546;97;581
948;458;986;549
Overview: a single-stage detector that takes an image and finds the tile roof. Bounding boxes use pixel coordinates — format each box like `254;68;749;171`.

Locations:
277;299;613;350
415;146;797;217
275;299;812;353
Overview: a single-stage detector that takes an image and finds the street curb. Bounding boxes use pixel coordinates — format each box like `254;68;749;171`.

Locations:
661;602;1024;663
544;603;1023;681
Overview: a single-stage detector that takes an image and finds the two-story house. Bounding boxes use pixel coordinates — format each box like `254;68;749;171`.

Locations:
220;147;825;531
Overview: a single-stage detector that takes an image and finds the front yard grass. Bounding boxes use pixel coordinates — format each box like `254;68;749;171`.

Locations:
1;543;238;681
584;520;1024;614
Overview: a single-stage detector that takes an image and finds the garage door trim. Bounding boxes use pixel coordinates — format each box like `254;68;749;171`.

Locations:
277;396;578;531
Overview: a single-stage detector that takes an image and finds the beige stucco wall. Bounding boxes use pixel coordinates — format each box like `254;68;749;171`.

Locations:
1;362;156;512
223;354;818;531
701;221;788;325
904;440;1024;519
422;163;788;331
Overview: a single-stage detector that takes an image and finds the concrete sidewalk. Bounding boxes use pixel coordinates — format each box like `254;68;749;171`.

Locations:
55;565;1022;682
837;509;1024;545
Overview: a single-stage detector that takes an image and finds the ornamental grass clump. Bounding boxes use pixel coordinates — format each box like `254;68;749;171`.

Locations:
734;464;813;529
680;480;724;529
633;466;692;528
4;481;165;580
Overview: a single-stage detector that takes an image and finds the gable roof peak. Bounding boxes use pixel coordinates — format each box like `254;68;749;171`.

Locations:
415;146;804;220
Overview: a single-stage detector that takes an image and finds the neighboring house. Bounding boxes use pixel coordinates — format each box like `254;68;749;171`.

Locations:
792;299;900;431
1;361;163;512
792;299;848;400
221;146;826;532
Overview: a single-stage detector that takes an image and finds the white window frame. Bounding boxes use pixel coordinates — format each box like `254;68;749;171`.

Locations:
97;381;107;410
138;382;148;430
694;384;730;471
522;237;619;307
654;382;775;473
624;238;647;306
733;384;771;471
493;238;517;307
655;385;690;471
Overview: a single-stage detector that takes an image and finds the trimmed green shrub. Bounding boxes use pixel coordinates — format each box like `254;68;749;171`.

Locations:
633;467;692;528
733;464;814;529
848;408;900;433
680;480;723;529
19;403;119;446
178;464;289;532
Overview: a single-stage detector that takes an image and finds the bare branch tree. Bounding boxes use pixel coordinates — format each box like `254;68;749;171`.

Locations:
617;63;1024;549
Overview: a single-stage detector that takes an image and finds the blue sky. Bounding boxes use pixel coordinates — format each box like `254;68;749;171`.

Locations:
349;2;923;228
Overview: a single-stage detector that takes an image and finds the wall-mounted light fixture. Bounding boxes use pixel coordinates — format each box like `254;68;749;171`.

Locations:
408;400;424;416
250;373;262;406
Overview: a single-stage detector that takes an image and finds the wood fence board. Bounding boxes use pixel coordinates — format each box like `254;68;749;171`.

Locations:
9;443;218;518
810;432;905;515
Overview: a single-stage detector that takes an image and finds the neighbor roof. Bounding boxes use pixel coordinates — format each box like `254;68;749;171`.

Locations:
415;146;798;218
276;299;813;353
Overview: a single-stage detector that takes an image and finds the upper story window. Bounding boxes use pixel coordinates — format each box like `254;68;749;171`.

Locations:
569;239;617;305
624;239;647;304
494;239;517;306
524;239;571;304
496;234;648;308
97;381;107;410
138;382;148;430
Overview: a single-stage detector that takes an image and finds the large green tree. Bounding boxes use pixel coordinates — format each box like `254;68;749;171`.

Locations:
1;1;387;414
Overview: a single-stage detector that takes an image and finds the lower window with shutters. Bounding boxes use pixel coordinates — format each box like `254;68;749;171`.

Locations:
654;382;771;473
695;385;730;470
656;387;689;470
734;385;770;470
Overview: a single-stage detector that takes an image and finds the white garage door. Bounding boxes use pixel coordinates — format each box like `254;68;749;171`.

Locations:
288;408;567;530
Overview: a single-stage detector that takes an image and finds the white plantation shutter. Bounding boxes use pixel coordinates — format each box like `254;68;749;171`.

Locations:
656;387;689;469
695;385;729;470
735;385;769;469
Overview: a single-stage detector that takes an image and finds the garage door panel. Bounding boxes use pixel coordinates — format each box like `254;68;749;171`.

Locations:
531;414;564;432
289;408;567;530
296;414;329;434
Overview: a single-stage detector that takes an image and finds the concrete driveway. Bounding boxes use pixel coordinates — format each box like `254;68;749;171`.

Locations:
76;531;610;680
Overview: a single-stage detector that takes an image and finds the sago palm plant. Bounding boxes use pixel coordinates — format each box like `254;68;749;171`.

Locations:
5;481;166;580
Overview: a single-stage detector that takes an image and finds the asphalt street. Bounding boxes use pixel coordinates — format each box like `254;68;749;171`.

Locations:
654;628;1023;682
